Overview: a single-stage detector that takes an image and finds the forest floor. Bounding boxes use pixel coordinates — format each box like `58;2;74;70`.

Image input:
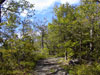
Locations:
33;57;68;75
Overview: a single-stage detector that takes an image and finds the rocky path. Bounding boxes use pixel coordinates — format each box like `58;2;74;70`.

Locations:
34;57;68;75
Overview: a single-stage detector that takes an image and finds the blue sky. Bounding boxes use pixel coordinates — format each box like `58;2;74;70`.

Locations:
1;0;81;38
22;0;81;23
20;0;80;37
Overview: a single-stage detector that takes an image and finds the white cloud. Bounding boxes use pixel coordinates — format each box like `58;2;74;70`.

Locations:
26;0;58;11
26;0;80;11
20;0;80;17
60;0;80;4
20;10;28;17
16;32;22;38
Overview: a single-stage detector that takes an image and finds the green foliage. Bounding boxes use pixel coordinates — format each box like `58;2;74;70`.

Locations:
1;0;100;74
0;0;43;74
48;0;100;61
63;63;100;75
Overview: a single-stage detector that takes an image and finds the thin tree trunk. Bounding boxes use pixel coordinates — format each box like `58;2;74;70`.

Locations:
90;29;93;51
90;19;94;52
0;6;3;61
0;4;1;23
41;30;44;49
65;50;67;60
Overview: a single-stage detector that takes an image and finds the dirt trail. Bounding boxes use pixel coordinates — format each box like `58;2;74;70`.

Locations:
34;57;68;75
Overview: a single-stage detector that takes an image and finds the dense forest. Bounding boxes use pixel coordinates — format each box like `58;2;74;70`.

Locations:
1;0;100;75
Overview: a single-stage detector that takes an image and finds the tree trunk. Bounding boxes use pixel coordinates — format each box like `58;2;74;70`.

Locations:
90;20;94;52
0;4;1;23
41;30;44;49
65;50;67;60
88;19;94;61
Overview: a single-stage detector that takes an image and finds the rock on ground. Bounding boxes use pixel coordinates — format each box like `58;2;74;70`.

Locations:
33;57;68;75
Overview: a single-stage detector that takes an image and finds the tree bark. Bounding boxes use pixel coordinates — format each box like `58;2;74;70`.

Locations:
65;50;67;60
41;30;44;49
90;19;94;52
0;4;1;23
